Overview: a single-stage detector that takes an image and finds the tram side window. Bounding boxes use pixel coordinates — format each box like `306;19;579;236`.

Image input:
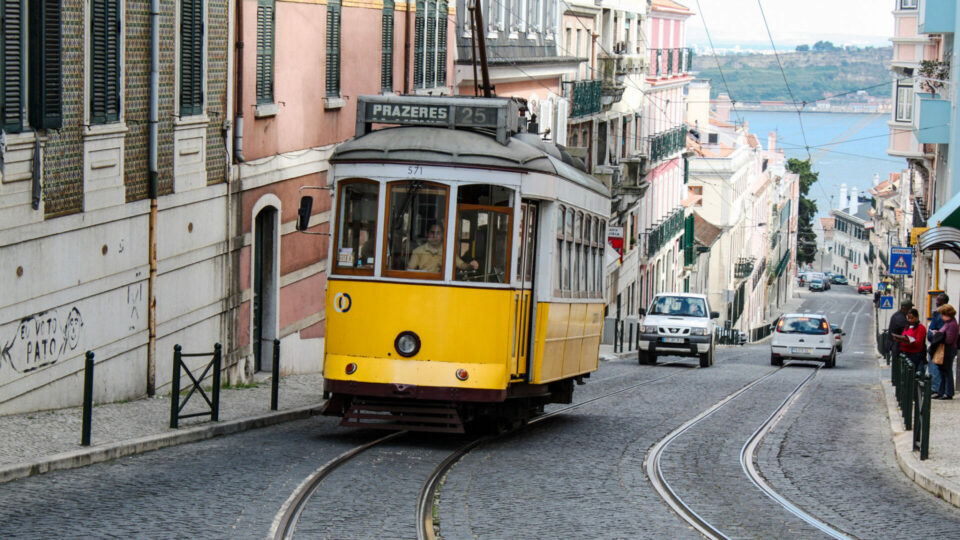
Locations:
334;181;379;274
554;206;564;295
574;212;582;297
564;208;574;293
385;181;449;277
516;203;536;283
455;184;513;283
597;219;605;294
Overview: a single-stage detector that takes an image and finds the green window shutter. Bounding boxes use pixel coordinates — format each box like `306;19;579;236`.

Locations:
413;0;424;88
436;0;446;86
683;156;689;183
29;0;61;129
180;0;203;116
90;0;119;124
1;0;23;132
380;0;394;92
425;0;435;87
325;0;340;96
256;0;273;104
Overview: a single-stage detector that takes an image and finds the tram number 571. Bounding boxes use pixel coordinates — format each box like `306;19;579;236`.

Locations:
407;165;424;176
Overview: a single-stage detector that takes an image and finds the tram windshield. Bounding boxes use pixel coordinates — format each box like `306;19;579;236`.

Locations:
386;181;449;277
455;185;513;283
334;181;379;274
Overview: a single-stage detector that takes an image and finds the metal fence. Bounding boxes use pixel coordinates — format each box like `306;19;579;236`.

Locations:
891;353;931;460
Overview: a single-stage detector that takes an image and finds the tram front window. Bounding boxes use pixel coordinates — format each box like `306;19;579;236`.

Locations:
455;185;513;283
334;180;379;274
385;181;449;277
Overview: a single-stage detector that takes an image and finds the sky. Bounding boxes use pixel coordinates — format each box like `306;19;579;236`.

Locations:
684;0;895;49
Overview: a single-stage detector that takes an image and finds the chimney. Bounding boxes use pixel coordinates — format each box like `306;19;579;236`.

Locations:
839;183;847;210
767;131;776;152
685;80;711;134
715;92;732;123
849;187;859;214
873;173;880;187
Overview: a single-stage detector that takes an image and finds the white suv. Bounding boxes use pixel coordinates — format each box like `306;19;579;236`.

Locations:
770;313;836;368
638;293;719;368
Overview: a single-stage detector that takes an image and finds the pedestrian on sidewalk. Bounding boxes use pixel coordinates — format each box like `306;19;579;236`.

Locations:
891;308;926;372
886;301;912;361
927;293;949;394
932;304;958;400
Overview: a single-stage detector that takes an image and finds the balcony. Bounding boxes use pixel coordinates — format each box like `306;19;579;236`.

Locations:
650;48;693;78
920;0;955;34
735;257;755;280
917;93;951;144
646;208;685;258
567;80;602;118
646;125;688;166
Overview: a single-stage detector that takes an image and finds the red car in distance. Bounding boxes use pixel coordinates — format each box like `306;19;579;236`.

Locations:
858;282;873;294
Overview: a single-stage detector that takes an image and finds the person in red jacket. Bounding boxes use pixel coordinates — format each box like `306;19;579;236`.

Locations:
892;308;926;372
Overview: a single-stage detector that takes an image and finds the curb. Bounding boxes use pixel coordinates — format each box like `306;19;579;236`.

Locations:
0;403;325;485
877;358;960;508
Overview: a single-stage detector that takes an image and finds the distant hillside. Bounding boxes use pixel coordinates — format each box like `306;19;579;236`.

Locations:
693;48;892;103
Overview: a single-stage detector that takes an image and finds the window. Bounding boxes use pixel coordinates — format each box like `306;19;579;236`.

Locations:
689;186;703;206
900;0;917;9
574;211;582;294
554;205;564;294
326;0;341;97
455;185;513;283
508;0;522;34
414;0;447;89
381;0;394;92
334;181;379;275
564;207;574;292
896;81;913;122
579;213;588;292
2;0;62;132
180;0;204;116
90;0;120;124
256;0;274;104
385;181;448;278
526;0;540;33
649;295;706;317
516;203;536;283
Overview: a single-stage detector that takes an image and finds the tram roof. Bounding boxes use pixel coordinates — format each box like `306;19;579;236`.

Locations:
331;126;610;197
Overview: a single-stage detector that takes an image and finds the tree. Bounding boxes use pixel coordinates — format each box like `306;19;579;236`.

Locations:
812;40;836;51
795;44;810;52
787;158;820;266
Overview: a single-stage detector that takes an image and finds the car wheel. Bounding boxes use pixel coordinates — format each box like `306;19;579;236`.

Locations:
771;354;783;366
638;350;657;365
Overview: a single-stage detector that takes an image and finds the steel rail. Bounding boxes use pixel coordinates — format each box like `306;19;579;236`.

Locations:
740;369;854;540
270;431;407;540
645;363;811;540
418;360;695;540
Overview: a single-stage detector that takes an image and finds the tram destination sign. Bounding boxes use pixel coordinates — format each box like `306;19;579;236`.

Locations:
356;95;519;144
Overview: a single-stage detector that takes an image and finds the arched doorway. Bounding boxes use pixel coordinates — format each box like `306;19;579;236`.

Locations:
253;206;279;372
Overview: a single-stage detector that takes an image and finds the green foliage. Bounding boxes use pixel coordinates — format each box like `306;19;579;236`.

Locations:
813;40;837;51
795;44;809;52
787;158;820;266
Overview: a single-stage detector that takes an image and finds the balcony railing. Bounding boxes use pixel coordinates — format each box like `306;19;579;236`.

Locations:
646;125;688;165
567;79;603;118
647;208;685;258
651;48;693;78
735;257;755;280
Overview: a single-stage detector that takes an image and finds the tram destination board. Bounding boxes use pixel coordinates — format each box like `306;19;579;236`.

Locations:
356;95;519;143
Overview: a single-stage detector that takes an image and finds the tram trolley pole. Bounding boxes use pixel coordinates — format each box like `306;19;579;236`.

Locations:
913;373;932;460
81;351;95;446
170;343;222;429
271;339;280;411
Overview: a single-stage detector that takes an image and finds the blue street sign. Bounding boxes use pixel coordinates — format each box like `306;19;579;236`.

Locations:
890;246;913;276
880;296;894;309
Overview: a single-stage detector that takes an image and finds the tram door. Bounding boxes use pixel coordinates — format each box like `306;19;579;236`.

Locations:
512;201;538;378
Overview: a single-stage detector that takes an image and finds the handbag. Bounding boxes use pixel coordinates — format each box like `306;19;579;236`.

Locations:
932;343;945;365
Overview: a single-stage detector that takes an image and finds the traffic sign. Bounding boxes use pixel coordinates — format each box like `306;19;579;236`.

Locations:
880;296;894;309
890;246;913;275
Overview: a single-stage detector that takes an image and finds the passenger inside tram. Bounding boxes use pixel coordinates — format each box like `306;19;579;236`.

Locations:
407;223;479;273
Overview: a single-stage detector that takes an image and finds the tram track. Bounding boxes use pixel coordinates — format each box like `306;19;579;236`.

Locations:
269;359;697;540
645;362;852;540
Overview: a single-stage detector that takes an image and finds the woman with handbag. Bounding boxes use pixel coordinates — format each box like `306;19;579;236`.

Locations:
932;304;959;400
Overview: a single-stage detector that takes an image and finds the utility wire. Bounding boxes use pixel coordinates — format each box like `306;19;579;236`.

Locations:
693;0;742;124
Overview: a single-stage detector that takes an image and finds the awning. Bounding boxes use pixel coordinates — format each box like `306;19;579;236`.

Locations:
919;226;960;259
927;190;960;229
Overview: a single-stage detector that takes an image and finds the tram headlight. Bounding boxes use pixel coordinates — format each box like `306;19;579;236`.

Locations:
394;331;421;357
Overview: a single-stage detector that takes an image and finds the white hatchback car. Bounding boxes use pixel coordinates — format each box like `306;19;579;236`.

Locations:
770;313;836;368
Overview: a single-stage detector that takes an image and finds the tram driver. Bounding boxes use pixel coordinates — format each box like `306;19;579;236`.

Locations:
408;223;479;273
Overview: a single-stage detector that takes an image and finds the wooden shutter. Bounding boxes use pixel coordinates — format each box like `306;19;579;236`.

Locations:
380;0;393;92
255;0;273;104
1;0;22;132
29;0;61;129
413;0;423;88
325;0;340;96
436;0;446;87
91;0;119;124
424;0;435;87
180;0;203;116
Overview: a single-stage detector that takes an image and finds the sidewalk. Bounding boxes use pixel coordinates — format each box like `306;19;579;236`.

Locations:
0;373;326;484
878;356;960;507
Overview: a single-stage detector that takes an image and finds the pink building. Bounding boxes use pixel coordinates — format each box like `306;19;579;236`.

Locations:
638;0;693;307
233;0;456;378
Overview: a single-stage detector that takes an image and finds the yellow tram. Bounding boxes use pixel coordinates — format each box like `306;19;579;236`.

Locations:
297;95;610;432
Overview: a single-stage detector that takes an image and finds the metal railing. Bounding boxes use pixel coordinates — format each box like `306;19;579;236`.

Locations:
735;257;755;280
646;125;687;164
647;208;685;257
170;343;222;429
891;353;932;460
651;48;693;77
568;80;602;118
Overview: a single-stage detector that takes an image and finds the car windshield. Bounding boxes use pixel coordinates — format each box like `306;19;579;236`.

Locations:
649;296;707;317
778;316;829;335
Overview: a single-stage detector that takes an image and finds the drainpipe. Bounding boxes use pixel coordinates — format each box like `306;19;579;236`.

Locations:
147;0;160;395
233;0;245;161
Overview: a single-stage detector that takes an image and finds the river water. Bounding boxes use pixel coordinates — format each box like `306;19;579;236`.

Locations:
736;111;905;218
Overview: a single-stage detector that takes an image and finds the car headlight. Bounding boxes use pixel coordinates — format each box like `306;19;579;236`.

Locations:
394;331;421;357
690;328;708;336
641;325;658;333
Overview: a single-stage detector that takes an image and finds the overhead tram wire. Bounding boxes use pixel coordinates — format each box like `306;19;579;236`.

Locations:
693;0;742;125
756;0;811;161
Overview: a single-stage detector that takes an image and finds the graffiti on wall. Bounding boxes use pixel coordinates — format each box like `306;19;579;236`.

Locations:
0;307;84;374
